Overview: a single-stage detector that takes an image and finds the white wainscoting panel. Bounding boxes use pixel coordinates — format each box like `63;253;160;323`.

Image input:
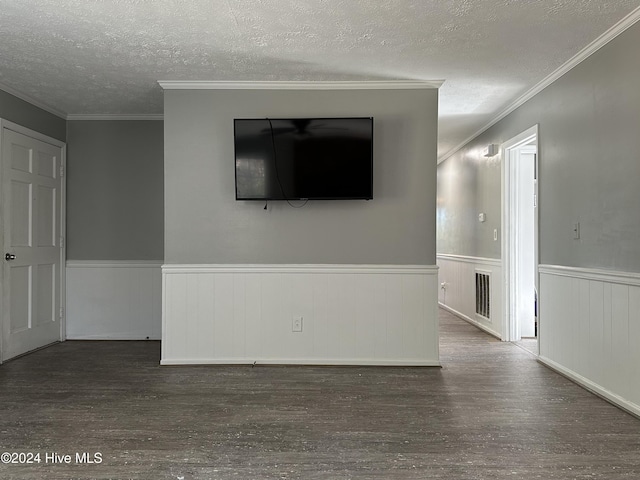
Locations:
437;254;503;339
161;264;440;366
539;265;640;417
66;261;162;340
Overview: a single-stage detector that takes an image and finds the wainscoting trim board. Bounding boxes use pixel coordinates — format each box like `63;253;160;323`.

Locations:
67;260;163;268
436;254;501;267
161;264;440;366
539;264;640;286
162;264;437;275
66;261;162;340
539;264;640;418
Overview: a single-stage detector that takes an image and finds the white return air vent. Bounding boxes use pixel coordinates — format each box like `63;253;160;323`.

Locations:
475;270;491;320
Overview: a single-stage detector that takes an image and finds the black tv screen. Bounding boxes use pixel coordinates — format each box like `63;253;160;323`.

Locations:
234;117;373;200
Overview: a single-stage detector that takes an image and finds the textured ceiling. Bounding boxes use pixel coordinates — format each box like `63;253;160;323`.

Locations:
1;0;639;158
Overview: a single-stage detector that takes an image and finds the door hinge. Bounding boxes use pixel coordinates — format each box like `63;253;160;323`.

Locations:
59;164;64;177
60;236;65;248
59;307;64;320
534;194;537;207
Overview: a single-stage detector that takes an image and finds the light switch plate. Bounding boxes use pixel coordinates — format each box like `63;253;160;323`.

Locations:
292;316;303;332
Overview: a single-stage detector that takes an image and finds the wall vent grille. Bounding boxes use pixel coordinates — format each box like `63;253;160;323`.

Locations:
475;271;491;319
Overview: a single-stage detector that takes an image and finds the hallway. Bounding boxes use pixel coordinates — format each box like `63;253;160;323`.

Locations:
0;309;638;479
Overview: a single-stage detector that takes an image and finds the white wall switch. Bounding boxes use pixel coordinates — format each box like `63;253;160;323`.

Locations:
478;213;486;222
292;316;303;332
493;229;498;241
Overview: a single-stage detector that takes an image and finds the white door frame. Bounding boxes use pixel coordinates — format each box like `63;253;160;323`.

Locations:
501;124;538;343
0;119;67;363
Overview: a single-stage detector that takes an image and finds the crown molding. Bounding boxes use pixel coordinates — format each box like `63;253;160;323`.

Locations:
438;5;640;164
66;114;164;121
158;80;444;90
0;81;67;119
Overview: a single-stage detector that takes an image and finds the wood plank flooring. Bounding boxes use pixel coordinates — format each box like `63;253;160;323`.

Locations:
0;308;639;479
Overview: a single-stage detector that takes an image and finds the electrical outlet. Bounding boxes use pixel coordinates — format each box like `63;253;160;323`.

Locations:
292;316;303;332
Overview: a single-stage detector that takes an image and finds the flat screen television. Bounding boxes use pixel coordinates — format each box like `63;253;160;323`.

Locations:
234;117;373;201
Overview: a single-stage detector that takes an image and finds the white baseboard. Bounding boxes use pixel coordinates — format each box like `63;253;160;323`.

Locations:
160;358;441;367
538;355;640;419
162;264;440;366
439;303;501;339
66;261;162;340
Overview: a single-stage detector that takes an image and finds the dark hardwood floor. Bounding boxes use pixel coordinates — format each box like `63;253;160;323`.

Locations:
1;308;639;479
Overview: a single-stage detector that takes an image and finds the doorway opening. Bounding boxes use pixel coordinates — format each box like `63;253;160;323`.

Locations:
501;125;538;353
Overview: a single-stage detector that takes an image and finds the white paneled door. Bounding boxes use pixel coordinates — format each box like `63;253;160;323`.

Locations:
1;124;64;362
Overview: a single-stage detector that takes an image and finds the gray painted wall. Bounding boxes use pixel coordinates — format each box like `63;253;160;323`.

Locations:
66;120;164;260
437;145;501;259
164;88;438;265
0;90;66;142
438;21;640;273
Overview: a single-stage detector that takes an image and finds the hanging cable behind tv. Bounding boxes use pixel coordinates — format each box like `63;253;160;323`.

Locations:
266;118;309;209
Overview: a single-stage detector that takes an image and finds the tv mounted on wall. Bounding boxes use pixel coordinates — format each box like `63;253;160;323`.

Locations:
234;117;373;201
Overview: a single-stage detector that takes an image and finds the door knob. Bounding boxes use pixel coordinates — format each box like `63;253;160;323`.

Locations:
5;253;16;261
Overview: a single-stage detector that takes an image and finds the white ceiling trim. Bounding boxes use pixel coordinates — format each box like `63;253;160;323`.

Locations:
0;80;67;119
158;80;444;90
67;114;164;121
438;4;640;164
